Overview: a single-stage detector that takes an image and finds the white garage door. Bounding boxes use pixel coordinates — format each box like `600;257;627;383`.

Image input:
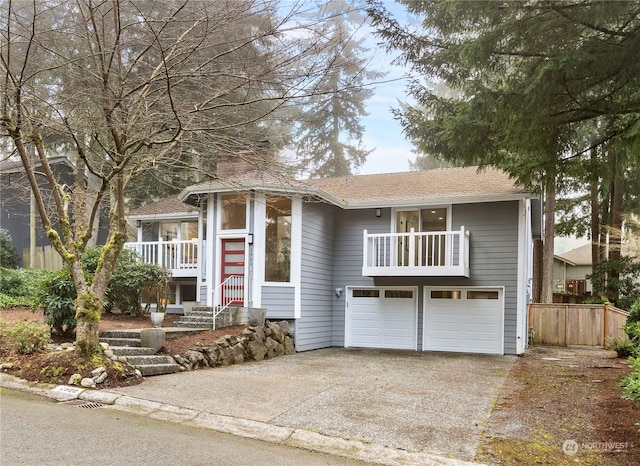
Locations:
347;288;417;350
424;287;504;355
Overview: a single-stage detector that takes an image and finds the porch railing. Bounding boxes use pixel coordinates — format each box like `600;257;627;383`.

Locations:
362;227;470;277
124;239;200;277
212;274;244;330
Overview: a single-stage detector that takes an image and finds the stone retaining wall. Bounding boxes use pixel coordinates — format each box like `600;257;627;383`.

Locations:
173;320;295;371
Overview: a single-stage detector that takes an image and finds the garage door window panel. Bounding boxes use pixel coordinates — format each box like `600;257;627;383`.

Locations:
352;289;380;298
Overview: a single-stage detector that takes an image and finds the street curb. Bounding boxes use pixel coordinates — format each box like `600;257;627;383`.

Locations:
1;373;481;466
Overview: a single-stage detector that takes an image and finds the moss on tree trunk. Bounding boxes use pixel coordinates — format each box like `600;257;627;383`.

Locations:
75;292;102;356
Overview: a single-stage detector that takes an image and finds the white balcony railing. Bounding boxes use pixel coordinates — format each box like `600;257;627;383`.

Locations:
362;227;470;277
124;239;201;277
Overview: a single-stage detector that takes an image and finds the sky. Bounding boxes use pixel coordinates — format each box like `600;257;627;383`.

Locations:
356;2;416;175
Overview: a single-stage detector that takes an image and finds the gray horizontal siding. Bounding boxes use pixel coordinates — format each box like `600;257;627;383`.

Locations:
339;201;521;355
331;208;386;346
262;286;295;319
296;202;336;351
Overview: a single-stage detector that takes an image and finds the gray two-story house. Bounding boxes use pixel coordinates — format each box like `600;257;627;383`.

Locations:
126;165;540;356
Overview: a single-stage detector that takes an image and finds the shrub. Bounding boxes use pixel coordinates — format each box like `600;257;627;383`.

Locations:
34;246;169;332
621;357;640;405
628;297;640;325
0;267;52;303
0;293;30;308
588;257;640;310
0;229;18;269
609;336;638;358
35;269;77;335
0;319;51;354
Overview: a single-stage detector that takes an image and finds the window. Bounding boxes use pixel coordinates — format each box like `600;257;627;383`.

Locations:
385;290;413;298
431;290;461;299
160;222;178;241
353;289;380;298
265;197;291;282
395;208;448;266
467;290;499;300
221;194;246;230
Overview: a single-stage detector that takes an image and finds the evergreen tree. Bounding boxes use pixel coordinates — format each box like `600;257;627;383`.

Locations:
293;0;382;177
368;0;640;303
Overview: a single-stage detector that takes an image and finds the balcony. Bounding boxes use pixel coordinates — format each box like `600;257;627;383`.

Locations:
362;227;470;277
124;239;201;278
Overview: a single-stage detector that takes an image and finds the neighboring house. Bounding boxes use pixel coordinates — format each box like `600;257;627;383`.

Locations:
0;156;109;268
553;243;593;297
125;164;541;356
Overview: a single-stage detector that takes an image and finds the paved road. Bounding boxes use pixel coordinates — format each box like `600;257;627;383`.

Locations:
0;388;367;466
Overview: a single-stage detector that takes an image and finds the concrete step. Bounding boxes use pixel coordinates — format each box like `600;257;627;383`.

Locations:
100;337;140;347
138;363;182;376
101;329;142;339
126;354;177;366
175;321;211;329
109;346;157;356
184;309;214;318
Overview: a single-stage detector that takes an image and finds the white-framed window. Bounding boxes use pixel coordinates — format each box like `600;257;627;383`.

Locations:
265;197;291;282
393;207;451;267
220;193;248;231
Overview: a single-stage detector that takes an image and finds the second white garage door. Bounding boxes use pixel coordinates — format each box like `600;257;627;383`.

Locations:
346;287;417;350
424;287;504;355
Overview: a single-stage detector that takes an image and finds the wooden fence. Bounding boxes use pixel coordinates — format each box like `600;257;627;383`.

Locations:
528;303;630;348
22;245;63;271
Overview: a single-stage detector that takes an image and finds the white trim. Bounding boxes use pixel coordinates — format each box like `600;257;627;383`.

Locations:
129;212;199;222
217;193;250;234
391;205;452;233
291;197;302;318
423;286;505;355
516;198;530;355
344;285;419;350
205;194;216;307
252;194;266;308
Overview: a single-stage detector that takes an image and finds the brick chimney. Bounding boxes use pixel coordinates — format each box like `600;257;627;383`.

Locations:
216;140;273;178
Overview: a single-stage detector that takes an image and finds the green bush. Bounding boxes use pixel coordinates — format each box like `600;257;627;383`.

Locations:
628;297;640;325
0;319;51;354
609;336;638;358
588;257;640;310
35;246;169;333
0;293;30;308
81;246;169;315
0;267;52;303
36;269;77;335
0;229;18;269
621;357;640;405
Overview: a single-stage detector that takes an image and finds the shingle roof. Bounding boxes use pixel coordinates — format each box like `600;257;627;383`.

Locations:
305;166;530;207
179;166;532;208
129;195;197;217
556;243;592;265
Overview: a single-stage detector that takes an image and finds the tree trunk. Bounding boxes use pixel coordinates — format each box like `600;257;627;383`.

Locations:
541;184;556;303
590;143;601;295
532;238;543;303
608;154;625;305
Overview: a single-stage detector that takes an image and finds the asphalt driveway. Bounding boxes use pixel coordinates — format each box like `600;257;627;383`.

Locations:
112;348;515;461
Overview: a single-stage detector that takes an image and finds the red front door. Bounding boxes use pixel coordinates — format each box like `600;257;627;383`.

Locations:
221;239;245;305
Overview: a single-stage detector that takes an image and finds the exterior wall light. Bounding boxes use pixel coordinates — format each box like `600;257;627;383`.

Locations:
375;208;381;218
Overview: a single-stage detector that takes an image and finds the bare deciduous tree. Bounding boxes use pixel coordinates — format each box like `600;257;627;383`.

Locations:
1;0;345;354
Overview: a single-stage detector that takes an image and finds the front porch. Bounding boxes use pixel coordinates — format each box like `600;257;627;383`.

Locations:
362;227;470;277
124;239;202;278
